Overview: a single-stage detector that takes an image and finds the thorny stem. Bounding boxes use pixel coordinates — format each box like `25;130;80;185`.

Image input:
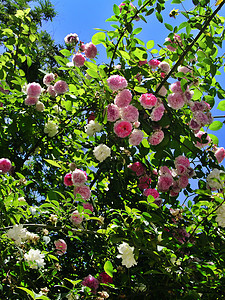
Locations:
155;1;225;94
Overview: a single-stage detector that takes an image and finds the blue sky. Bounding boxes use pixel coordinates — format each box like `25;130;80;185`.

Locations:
41;0;225;149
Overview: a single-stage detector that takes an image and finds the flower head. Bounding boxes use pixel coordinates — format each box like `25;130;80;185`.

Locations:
53;80;68;95
24;249;45;269
0;158;12;173
74;185;91;200
93;144;111;162
114;89;132;108
44;121;58;137
85;42;97;59
64;33;79;45
82;275;99;294
117;242;137;268
107;75;127;91
139;93;157;109
54;239;67;255
114;120;132;138
73;53;86;67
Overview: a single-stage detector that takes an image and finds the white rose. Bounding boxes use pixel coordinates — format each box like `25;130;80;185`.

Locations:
93;144;111;162
44;120;58;137
117;242;137;268
216;203;225;227
207;168;225;190
24;249;45;269
36;101;45;112
85;120;103;136
6;224;28;246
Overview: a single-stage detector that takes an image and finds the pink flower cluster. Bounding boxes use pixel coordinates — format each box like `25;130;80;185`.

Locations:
213;146;225;164
71;42;97;67
106;80;143;146
0;158;12;174
189;100;212;133
82;274;99;294
139;93;165;122
148;129;164;145
148;59;161;70
70;210;83;225
165;34;183;52
129;162;161;206
167;81;194;110
195;131;211;148
157;156;195;196
25;82;42;105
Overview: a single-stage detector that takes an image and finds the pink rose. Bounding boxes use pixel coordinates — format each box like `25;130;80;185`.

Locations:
157;175;173;192
85;42;97;59
43;73;55;86
107;104;120;122
168;93;185;109
83;202;94;213
0;158;12;173
99;272;113;284
139;93;157;109
178;176;189;189
114;120;132;138
107;75;128;91
73;53;86;67
150;104;165;122
174;156;190;168
114;89;132;108
148;130;164;145
26;82;42;97
128;162;146;176
143;188;159;199
215;147;225;164
72;169;87;186
82;275;99;294
138;175;151;190
129;129;144;146
47;85;57;97
70;210;83;225
74;185;91;200
53;80;68;95
25;96;39;106
54;239;67;255
120;105;139;122
64;173;73;186
148;59;160;69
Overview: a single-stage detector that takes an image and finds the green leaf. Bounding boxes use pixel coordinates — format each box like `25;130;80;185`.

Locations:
164;23;173;31
60;49;71;57
217;100;225;111
113;4;120;15
17;287;35;299
134;86;148;93
64;278;82;287
146;40;154;49
44;159;61;168
104;260;114;278
26;56;32;68
208;134;219;145
208;121;223;131
29;34;36;43
86;69;99;78
133;28;142;35
156;12;163;23
92;32;106;45
172;0;181;3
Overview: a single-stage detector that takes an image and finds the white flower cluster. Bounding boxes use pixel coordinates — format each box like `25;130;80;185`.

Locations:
24;249;45;269
85;120;103;136
207;168;225;190
117;242;137;268
44;120;58;137
93;144;111;162
216;204;225;227
6;224;39;245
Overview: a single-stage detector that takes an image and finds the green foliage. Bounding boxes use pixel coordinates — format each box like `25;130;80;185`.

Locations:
0;0;225;299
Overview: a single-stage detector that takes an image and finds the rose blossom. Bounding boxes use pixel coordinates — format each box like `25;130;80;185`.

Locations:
195;131;211;148
85;120;103;136
25;96;39;106
120;105;139;122
83;202;94;213
47;85;57;97
129;129;144;146
74;185;91;200
24;249;45;269
64;33;79;44
207;168;225;190
178;66;191;74
138;175;151;190
150;104;165;121
119;2;135;12
44;121;58;137
148;130;164;145
82;275;99;294
158;61;171;73
168;93;185;109
35;101;45;112
72;53;86;67
114;120;132;138
26;82;42;97
178;176;189;189
107;75;128;91
143;188;159;199
93;144;111;162
216;204;225;227
157;175;173;192
189;118;201;132
139;93;157;109
107;104;120;122
128;162;146;176
117;242;137;268
157;84;167;97
72;169;87;186
85;42;97;59
99;272;113;284
54;239;67;255
139;60;147;66
165;34;182;52
64;173;73;186
53;80;68;95
170;81;183;94
215;147;225;164
193;111;209;126
148;59;160;69
114;89;132;108
174;155;190;168
70;210;83;225
43;73;55;86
